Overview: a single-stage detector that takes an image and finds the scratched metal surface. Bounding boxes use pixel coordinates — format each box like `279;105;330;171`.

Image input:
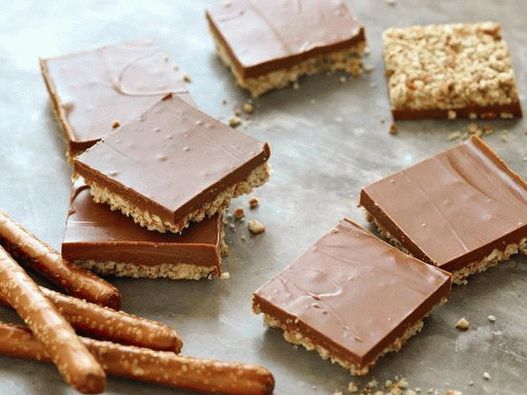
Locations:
0;1;526;394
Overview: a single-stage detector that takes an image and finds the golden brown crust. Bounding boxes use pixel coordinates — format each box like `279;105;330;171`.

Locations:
383;22;520;113
0;209;121;309
0;322;275;395
0;247;106;394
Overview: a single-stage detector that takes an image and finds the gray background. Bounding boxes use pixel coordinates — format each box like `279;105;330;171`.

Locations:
1;1;526;394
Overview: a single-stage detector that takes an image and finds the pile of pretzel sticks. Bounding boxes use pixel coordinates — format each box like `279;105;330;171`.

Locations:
0;210;274;394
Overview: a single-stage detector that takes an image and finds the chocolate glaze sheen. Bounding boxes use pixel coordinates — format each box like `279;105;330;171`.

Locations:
254;219;451;367
206;0;365;78
41;41;192;153
360;135;527;272
73;94;270;226
62;184;222;268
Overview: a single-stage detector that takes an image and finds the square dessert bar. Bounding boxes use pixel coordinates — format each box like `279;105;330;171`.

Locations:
206;0;366;97
73;94;271;234
40;41;192;158
383;22;522;120
253;219;451;375
361;136;527;284
62;182;226;280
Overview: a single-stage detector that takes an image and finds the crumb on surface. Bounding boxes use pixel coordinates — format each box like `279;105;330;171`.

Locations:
348;382;358;393
248;219;265;234
483;372;491;380
448;131;462;141
488;314;496;323
228;115;242;127
389;123;398;135
112;120;120;129
233;207;245;219
243;102;254;114
456;317;470;331
220;271;230;280
248;196;260;209
183;73;192;83
385;0;396;5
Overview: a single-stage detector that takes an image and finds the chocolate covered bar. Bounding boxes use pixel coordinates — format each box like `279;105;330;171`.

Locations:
360;136;527;284
73;94;270;234
383;22;522;120
206;0;366;97
62;183;226;280
253;219;451;375
40;41;192;158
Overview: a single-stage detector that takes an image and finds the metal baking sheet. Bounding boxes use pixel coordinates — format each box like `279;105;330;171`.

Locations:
1;1;526;394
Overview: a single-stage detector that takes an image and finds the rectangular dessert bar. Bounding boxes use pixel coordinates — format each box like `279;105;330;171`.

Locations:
253;219;451;375
206;0;366;97
360;135;527;284
40;41;192;158
383;22;522;120
62;182;226;280
73;94;271;234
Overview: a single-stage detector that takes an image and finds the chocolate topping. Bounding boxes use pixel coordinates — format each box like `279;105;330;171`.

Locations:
360;136;527;272
253;219;450;367
206;0;365;78
40;41;192;155
73;94;270;229
62;183;222;268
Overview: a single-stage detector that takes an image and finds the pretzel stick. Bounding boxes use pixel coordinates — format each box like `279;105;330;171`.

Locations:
0;210;120;309
0;322;275;395
0;287;182;352
0;247;106;394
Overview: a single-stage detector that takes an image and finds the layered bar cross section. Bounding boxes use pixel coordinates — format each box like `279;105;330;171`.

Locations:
62;183;225;280
73;94;270;234
206;0;366;96
253;219;451;375
360;136;527;284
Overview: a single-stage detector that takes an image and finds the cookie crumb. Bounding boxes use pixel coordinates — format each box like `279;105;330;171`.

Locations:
220;272;230;280
243;102;254;114
488;314;496;323
248;220;265;234
112;120;120;129
483;372;491;381
385;0;396;5
456;317;470;331
447;110;457;120
293;82;300;90
339;76;348;83
331;228;339;234
183;74;192;83
389;122;398;135
233;207;245;220
448;131;462;141
364;64;375;73
468;381;474;387
228;115;242;128
445;391;463;395
397;378;409;389
248;196;260;209
348;382;358;393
